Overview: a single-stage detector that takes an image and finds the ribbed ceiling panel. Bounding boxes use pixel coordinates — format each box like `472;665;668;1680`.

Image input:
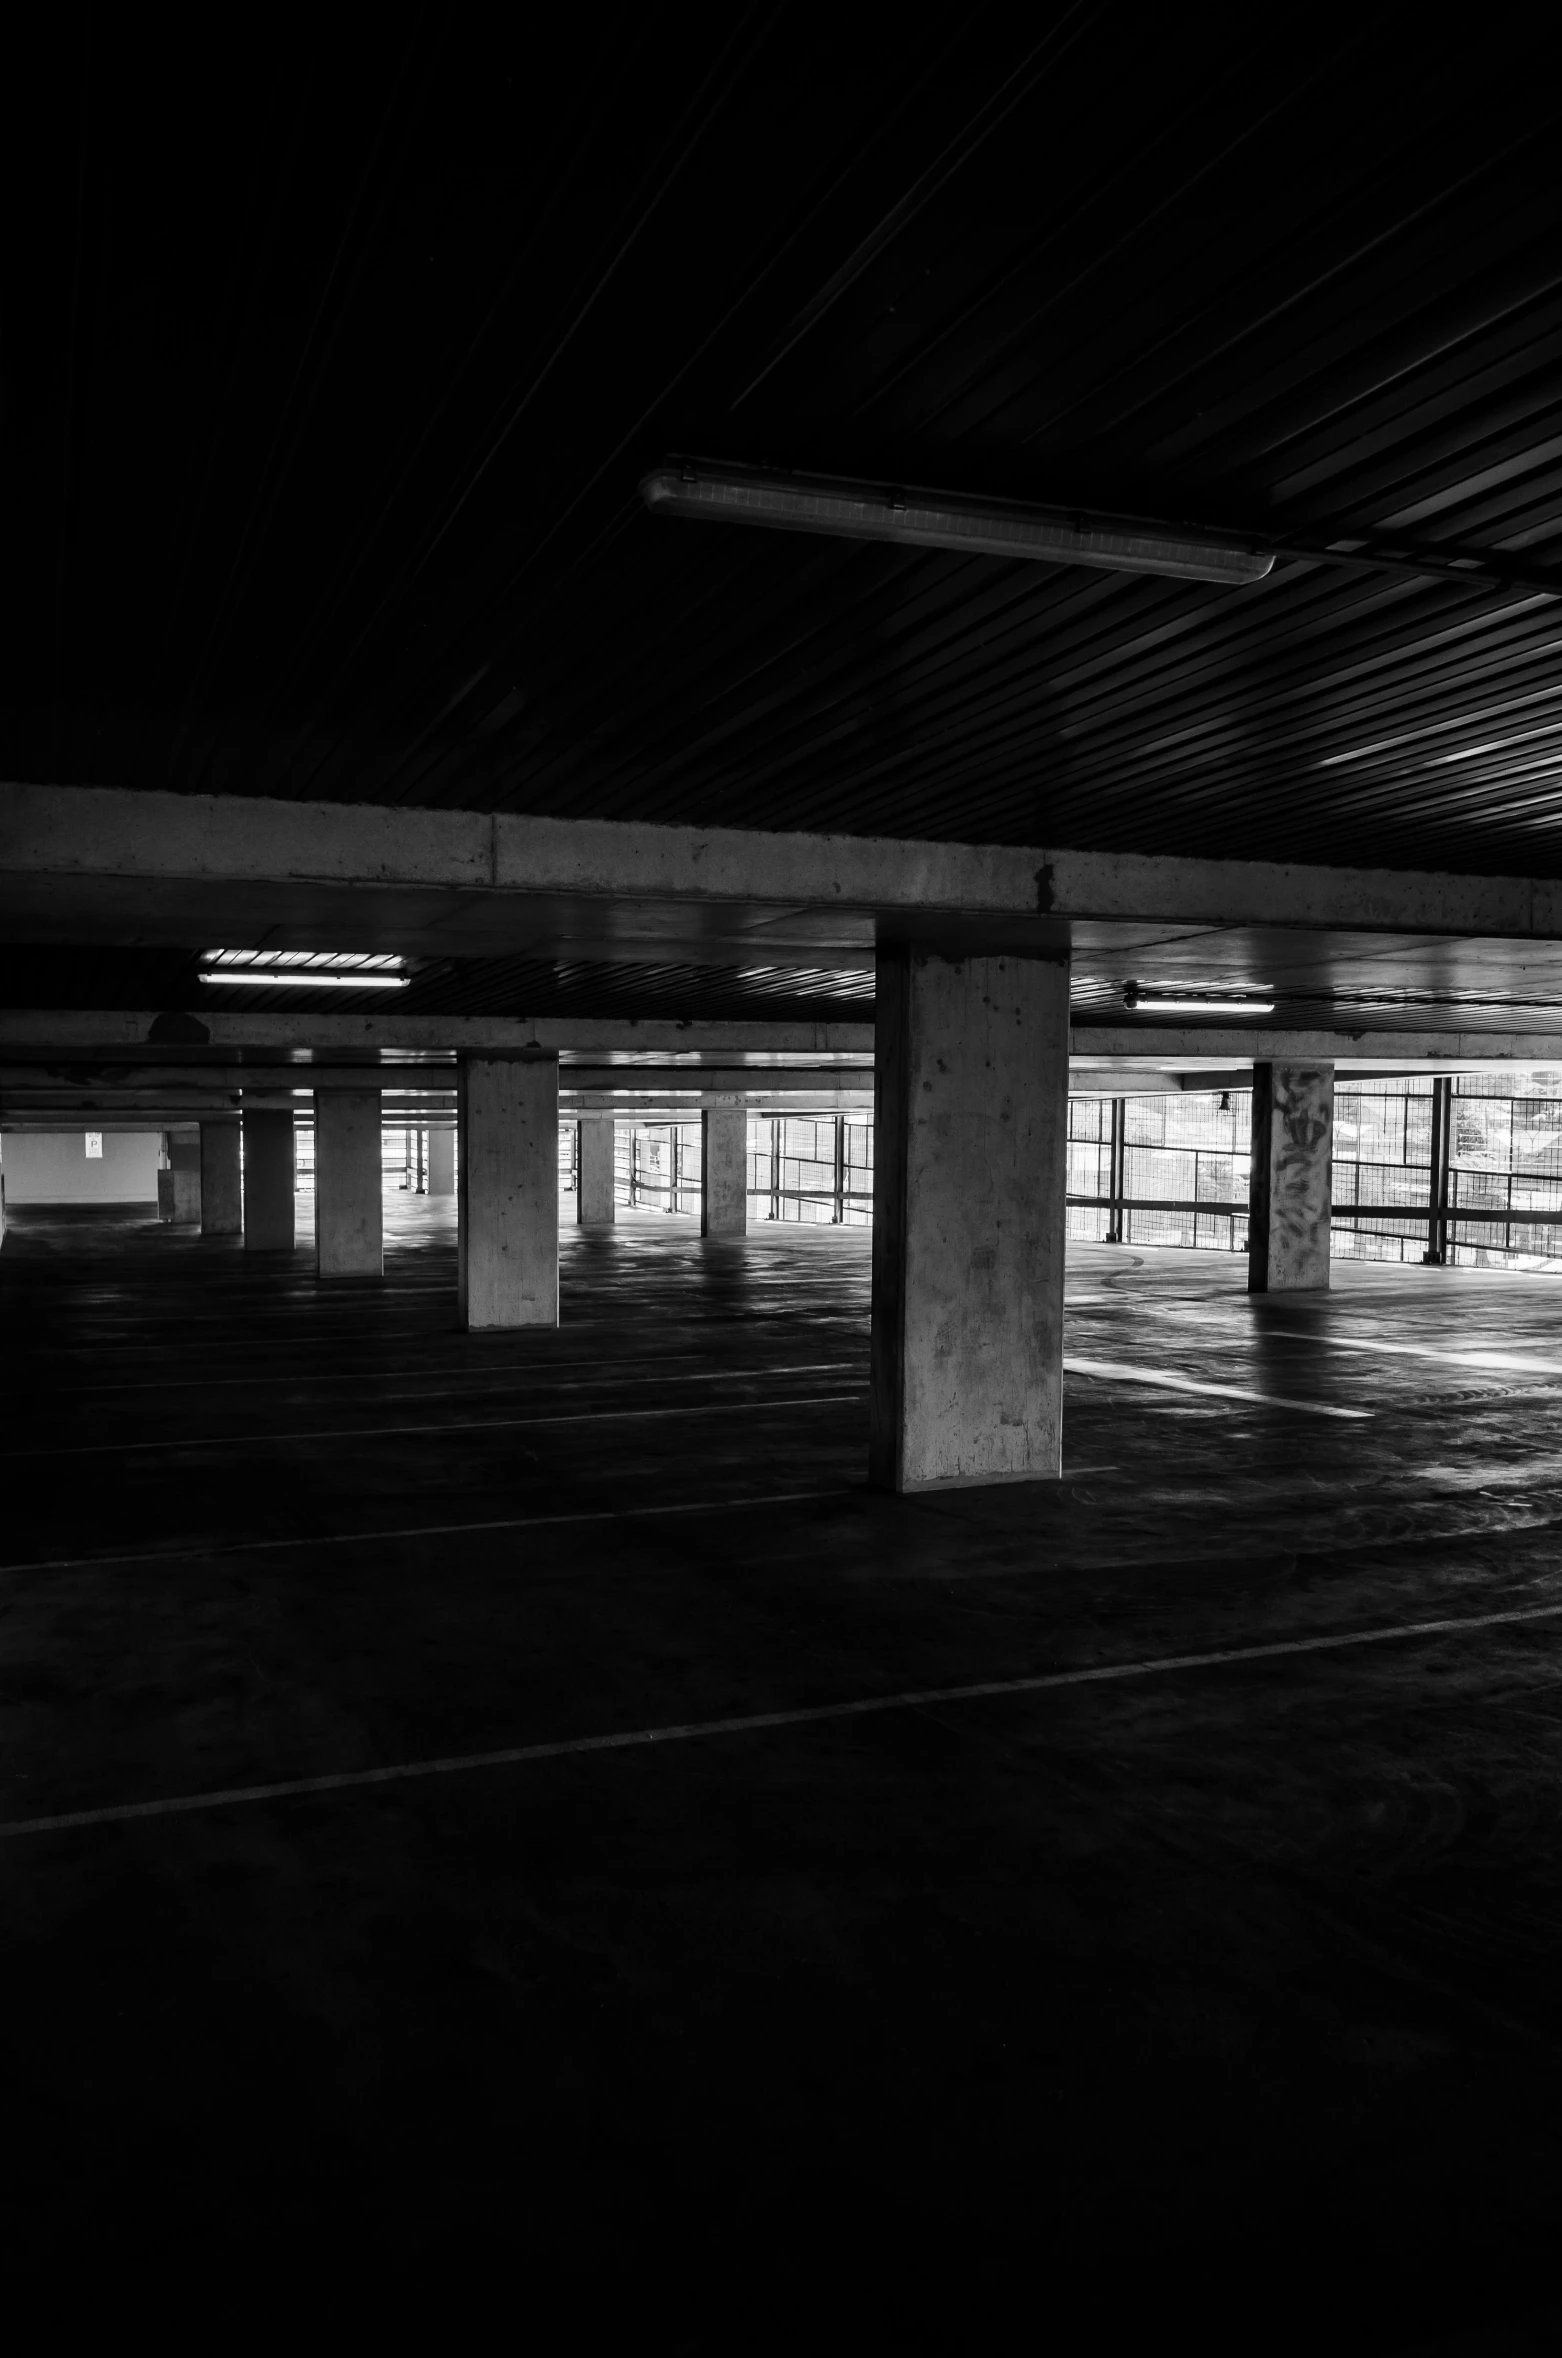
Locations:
7;10;1562;873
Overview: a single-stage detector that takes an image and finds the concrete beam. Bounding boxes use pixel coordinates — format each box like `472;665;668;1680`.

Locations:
10;1011;1562;1074
0;1011;875;1055
9;784;1562;955
1069;1029;1562;1062
0;1060;870;1095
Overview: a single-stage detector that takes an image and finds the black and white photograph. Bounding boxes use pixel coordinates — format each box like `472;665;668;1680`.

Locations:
3;9;1561;2347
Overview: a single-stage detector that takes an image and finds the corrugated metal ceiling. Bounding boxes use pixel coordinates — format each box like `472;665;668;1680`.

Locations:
0;945;872;1022
8;7;1562;873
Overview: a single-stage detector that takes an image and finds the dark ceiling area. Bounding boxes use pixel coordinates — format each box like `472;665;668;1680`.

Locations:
0;943;873;1023
8;6;1562;876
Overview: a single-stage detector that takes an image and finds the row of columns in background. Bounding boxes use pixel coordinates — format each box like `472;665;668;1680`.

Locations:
186;1089;748;1279
158;961;1336;1491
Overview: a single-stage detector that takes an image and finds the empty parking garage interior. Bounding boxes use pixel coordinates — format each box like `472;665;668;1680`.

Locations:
9;14;1562;2349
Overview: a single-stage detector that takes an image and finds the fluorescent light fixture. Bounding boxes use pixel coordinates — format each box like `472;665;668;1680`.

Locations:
1124;985;1275;1017
198;969;410;991
641;461;1274;586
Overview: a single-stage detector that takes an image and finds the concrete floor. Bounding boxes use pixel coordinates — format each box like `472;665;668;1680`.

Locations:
5;1198;1562;2348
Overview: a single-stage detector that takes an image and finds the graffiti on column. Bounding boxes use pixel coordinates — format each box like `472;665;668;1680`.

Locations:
1271;1066;1332;1280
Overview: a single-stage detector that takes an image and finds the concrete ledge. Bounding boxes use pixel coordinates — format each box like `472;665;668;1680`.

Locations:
0;1011;876;1056
6;782;1562;938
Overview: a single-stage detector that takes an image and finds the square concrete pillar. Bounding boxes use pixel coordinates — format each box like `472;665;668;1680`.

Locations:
700;1099;747;1238
242;1105;295;1251
315;1089;383;1277
458;1054;559;1328
870;946;1070;1492
200;1121;242;1235
168;1132;201;1223
577;1118;616;1226
1248;1062;1333;1293
427;1126;455;1195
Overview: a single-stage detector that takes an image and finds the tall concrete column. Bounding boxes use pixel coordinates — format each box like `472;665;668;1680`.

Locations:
200;1120;242;1235
242;1104;295;1251
427;1126;455;1195
870;946;1070;1492
458;1054;559;1328
315;1090;383;1277
577;1117;616;1226
1248;1061;1333;1293
700;1098;747;1238
168;1131;202;1223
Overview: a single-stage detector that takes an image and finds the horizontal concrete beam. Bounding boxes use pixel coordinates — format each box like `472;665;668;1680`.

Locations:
15;1011;1562;1071
0;1011;875;1056
1073;1028;1562;1062
0;784;1035;914
0;1095;876;1131
6;784;1562;947
0;1062;870;1097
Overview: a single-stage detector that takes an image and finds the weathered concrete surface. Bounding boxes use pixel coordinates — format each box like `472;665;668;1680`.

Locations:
700;1100;747;1238
167;1134;201;1223
577;1118;616;1226
458;1055;558;1329
1248;1061;1333;1292
8;1215;1562;2346
426;1127;454;1195
11;780;1562;938
315;1090;383;1278
871;947;1070;1490
241;1105;294;1250
199;1121;241;1235
0;1010;877;1055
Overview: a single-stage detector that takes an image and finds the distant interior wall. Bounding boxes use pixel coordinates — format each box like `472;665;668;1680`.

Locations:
0;1131;161;1204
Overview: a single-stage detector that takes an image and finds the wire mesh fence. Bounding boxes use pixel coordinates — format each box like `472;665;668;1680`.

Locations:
296;1084;1562;1271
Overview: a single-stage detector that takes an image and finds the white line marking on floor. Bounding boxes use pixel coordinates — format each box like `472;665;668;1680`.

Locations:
1298;1332;1562;1378
1062;1357;1370;1418
1110;1301;1562;1381
61;1359;862;1400
0;1490;859;1578
4;1595;1557;1841
3;1392;867;1460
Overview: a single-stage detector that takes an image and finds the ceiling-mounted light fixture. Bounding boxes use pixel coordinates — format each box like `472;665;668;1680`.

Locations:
199;950;411;992
641;461;1275;586
1123;984;1276;1017
198;970;410;991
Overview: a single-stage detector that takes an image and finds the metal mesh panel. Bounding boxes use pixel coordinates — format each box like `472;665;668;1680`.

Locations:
546;1080;1562;1271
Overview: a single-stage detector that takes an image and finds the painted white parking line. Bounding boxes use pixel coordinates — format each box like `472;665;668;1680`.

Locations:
0;1489;859;1580
1063;1357;1370;1418
1115;1301;1562;1380
4;1592;1555;1841
4;1392;867;1461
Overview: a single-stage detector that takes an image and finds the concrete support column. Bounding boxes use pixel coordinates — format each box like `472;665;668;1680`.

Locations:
315;1090;383;1277
242;1104;295;1251
700;1098;747;1238
1247;1061;1334;1292
458;1054;559;1329
200;1121;242;1235
427;1126;455;1195
870;946;1070;1492
168;1132;201;1223
577;1117;616;1226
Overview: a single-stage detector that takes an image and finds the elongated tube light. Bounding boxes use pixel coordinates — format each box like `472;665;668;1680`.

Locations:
641;462;1274;586
1124;987;1275;1016
199;969;410;990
